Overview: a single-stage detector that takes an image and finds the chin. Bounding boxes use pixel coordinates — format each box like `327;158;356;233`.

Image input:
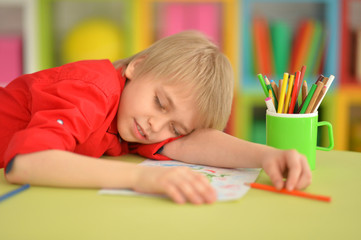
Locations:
117;129;130;142
120;131;143;143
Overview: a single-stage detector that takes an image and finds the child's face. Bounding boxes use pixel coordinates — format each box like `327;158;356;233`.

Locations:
117;74;200;144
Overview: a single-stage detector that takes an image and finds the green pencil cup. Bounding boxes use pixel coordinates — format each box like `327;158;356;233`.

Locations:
266;111;334;170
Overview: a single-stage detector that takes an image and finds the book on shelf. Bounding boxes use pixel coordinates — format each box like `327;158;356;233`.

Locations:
251;18;326;80
159;3;221;45
355;29;361;82
305;20;323;78
252;17;274;76
270;21;291;77
290;20;315;74
194;3;221;46
313;26;326;76
159;3;185;39
0;35;22;87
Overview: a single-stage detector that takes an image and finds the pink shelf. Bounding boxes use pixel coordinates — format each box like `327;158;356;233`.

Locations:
0;35;22;86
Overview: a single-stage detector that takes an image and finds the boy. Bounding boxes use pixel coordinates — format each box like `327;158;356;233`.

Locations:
0;31;311;205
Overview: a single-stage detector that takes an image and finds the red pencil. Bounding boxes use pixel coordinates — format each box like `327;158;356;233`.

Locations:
288;71;301;113
293;65;307;111
247;182;331;202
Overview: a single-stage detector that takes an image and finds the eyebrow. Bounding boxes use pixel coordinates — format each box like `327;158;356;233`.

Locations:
159;88;190;134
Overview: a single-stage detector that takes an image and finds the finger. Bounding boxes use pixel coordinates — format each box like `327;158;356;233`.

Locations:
264;160;285;190
295;156;312;190
163;167;194;204
177;171;217;204
166;168;205;204
285;154;302;191
165;183;186;204
184;171;216;204
165;168;216;204
190;173;217;204
176;179;204;205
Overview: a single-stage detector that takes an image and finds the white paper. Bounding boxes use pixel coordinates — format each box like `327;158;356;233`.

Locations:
99;159;261;202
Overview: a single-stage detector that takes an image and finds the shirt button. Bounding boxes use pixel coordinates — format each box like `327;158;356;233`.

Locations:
57;119;64;125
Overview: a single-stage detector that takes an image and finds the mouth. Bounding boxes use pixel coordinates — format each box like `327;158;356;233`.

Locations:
134;120;147;140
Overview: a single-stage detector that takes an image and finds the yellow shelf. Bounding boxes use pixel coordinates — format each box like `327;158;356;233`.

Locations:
335;87;361;151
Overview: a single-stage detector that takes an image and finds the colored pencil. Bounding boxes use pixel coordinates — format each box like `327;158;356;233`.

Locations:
270;80;279;100
246;182;331;202
312;75;334;112
284;74;294;113
299;66;307;88
267;84;278;108
315;74;324;84
0;184;30;203
322;76;329;85
305;81;324;113
277;73;289;113
268;87;278;110
264;76;271;85
257;74;269;97
265;97;276;113
268;89;274;105
294;65;307;111
278;79;283;99
288;71;301;113
302;80;308;102
299;83;317;114
312;86;327;112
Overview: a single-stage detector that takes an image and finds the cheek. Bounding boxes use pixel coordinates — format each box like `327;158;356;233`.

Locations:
119;90;135;113
116;105;126;132
118;92;147;119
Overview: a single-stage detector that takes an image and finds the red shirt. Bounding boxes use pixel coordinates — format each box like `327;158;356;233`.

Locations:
0;60;174;171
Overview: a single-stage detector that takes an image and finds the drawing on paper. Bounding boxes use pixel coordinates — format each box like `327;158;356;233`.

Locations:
99;159;261;201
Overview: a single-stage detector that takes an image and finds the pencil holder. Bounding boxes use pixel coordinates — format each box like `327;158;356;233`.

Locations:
266;111;334;170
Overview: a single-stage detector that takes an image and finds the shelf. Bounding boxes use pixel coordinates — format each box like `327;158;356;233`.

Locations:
0;0;38;85
136;0;238;77
2;0;358;151
335;87;361;151
238;93;267;143
38;0;134;70
241;0;339;91
340;0;361;86
336;0;361;151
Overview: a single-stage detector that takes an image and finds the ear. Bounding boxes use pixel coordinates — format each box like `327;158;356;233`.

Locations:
124;57;145;80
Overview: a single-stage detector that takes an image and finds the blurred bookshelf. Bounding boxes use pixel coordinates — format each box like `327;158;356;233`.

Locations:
0;0;360;152
37;0;135;70
340;0;361;87
0;0;37;86
337;0;361;151
241;0;339;92
135;0;239;136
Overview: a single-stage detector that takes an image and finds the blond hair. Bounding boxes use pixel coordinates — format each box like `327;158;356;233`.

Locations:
113;31;234;131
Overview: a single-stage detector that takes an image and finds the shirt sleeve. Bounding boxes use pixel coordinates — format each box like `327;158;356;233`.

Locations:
128;136;183;160
3;78;114;169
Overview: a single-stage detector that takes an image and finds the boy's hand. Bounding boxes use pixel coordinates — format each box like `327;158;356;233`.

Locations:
261;149;312;191
133;166;217;204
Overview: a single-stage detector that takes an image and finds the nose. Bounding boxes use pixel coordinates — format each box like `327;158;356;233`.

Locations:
148;116;170;134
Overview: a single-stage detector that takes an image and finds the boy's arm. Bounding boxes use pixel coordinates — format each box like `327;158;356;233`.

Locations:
6;150;139;189
161;128;273;168
161;128;312;191
5;150;216;204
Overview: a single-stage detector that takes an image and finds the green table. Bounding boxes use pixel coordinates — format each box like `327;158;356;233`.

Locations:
1;150;360;239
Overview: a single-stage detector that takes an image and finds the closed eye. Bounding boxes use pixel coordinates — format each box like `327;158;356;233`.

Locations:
170;122;181;137
154;96;166;111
